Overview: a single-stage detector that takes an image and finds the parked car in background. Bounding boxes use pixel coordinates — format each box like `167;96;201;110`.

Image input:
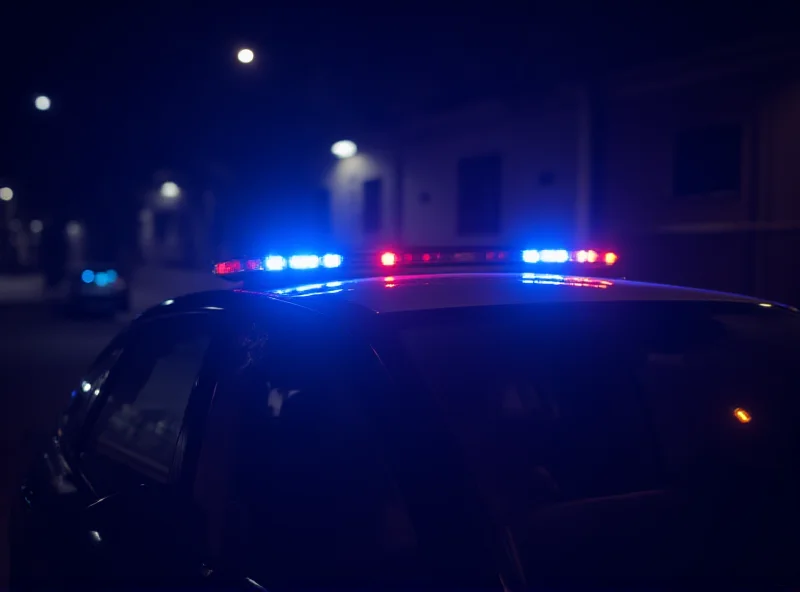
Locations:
57;263;130;317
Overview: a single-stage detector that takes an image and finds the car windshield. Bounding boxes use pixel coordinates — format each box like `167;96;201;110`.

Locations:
388;300;800;525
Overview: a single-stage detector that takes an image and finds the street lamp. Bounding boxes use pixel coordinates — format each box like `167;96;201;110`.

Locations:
160;181;180;199
0;187;13;202
237;48;255;64
331;140;357;159
66;221;82;239
34;95;51;111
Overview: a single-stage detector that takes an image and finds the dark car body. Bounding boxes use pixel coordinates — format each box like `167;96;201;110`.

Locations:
9;273;800;590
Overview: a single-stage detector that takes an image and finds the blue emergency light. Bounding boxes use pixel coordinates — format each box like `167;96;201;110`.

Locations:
81;268;119;287
212;247;618;282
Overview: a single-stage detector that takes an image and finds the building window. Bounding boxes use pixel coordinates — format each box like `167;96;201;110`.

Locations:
363;179;382;234
457;154;502;235
673;124;742;197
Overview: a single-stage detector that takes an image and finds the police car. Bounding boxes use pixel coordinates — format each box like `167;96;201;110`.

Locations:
59;263;130;316
10;246;800;590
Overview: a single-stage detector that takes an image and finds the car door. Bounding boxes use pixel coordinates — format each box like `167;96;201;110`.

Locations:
186;303;511;590
186;308;435;589
60;311;223;589
10;337;127;591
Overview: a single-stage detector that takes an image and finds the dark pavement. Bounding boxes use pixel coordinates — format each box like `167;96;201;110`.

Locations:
0;303;125;586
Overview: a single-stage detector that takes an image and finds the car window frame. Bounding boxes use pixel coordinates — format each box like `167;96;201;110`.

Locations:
73;310;222;498
60;331;129;455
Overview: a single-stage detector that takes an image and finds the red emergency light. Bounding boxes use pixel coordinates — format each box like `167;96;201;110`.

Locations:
380;252;398;267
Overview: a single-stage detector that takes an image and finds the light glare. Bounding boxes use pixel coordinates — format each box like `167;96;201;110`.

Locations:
321;253;343;268
521;250;540;263
66;221;82;238
331;140;357;159
265;255;287;271
0;187;13;202
160;181;180;199
288;255;320;270
34;95;51;111
540;249;569;263
237;48;255;64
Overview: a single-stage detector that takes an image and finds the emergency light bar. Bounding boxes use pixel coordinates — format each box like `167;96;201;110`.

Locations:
213;253;345;276
212;247;618;283
377;248;618;267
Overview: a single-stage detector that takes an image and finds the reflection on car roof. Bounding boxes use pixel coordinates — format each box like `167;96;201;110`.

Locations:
265;273;772;314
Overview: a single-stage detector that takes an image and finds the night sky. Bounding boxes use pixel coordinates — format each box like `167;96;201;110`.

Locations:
0;0;790;246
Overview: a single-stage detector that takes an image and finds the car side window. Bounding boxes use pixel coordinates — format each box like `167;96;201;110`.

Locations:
399;314;662;508
80;314;213;494
60;343;125;445
194;317;420;588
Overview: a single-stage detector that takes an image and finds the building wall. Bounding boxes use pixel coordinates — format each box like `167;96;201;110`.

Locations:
601;62;800;303
325;98;583;249
324;149;397;249
323;46;800;304
760;78;800;223
755;77;800;304
601;75;761;235
138;188;214;270
599;74;758;293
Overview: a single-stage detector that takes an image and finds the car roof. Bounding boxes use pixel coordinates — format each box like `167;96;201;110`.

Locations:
261;272;777;314
136;272;789;326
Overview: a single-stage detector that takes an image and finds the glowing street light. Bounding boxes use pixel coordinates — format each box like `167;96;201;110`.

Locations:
237;48;255;64
66;221;82;239
0;187;13;202
160;181;180;199
331;140;357;159
34;95;51;111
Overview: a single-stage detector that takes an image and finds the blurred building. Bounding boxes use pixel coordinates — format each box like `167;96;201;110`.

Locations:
324;39;800;304
323;95;584;250
599;40;800;305
137;174;217;270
